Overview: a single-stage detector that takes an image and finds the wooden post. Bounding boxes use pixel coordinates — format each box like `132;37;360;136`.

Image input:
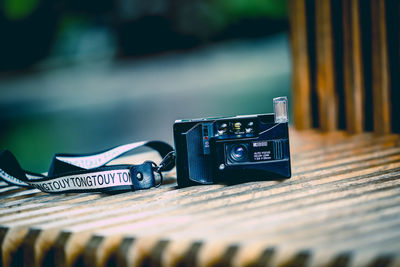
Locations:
289;0;312;130
371;0;391;134
315;0;338;131
342;0;365;134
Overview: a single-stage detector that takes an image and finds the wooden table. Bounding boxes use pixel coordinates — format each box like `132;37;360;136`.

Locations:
1;129;400;267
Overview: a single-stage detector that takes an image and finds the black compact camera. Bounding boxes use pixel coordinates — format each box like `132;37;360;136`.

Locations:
173;97;291;187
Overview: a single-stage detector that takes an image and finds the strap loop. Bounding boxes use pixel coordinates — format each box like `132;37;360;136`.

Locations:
154;151;176;173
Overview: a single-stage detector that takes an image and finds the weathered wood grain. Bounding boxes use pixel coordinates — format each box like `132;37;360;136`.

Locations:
1;130;400;266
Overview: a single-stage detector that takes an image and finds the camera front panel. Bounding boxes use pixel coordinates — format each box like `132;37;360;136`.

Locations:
224;139;285;166
174;113;291;187
212;121;291;183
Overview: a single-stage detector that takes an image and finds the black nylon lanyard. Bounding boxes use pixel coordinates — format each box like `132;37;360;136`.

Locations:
0;141;175;194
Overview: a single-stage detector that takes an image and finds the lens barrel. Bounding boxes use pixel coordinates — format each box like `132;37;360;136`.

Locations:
228;144;248;163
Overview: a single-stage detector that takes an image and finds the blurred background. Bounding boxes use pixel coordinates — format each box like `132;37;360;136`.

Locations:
0;0;291;172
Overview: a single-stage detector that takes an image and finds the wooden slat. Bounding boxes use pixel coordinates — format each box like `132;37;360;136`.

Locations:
1;130;400;266
289;0;312;130
370;0;392;134
315;0;338;131
342;0;365;134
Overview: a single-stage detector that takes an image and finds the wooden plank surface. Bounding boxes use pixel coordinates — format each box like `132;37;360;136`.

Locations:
1;129;400;266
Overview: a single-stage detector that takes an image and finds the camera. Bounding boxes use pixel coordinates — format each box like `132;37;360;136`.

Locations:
173;97;291;187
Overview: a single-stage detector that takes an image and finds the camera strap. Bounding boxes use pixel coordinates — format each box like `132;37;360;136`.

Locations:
0;141;175;194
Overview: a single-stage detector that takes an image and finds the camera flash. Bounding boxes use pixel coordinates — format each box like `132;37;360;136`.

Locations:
273;97;288;123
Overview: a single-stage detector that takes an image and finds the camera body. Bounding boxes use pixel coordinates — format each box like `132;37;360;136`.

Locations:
173;97;291;187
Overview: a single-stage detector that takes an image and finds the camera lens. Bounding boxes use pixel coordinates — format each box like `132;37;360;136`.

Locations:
229;144;248;162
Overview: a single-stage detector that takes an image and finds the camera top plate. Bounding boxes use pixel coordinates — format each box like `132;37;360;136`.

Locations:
174;113;275;124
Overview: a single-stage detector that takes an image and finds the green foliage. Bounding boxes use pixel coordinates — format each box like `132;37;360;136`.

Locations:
192;0;288;38
1;119;57;172
213;0;288;21
3;0;39;20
